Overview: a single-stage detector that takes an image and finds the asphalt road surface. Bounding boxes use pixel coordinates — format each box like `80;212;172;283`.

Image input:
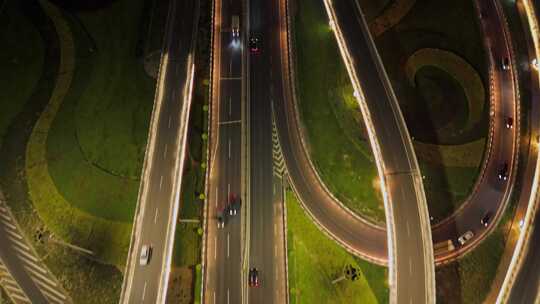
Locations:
247;0;288;302
121;0;198;302
203;0;243;303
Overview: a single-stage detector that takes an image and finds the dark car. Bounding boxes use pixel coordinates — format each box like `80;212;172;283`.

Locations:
249;36;260;53
498;163;509;181
248;268;260;287
501;57;510;70
217;209;227;229
481;212;492;227
228;194;241;216
505;117;513;129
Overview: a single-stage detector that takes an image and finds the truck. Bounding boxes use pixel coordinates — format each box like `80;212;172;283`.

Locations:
232;15;240;38
433;239;455;255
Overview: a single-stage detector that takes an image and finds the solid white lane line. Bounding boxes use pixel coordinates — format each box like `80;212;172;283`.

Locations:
154;208;159;224
227;233;230;258
164;144;168;159
142;281;147;300
228;138;231;160
214;236;217;260
159;175;164;190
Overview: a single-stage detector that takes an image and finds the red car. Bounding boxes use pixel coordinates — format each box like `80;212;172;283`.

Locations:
249;36;260;53
248;268;260;287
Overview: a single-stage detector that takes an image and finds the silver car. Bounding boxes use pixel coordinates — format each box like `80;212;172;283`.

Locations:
457;231;474;246
139;245;152;266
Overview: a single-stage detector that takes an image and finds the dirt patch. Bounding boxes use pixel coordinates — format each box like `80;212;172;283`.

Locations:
166;267;194;304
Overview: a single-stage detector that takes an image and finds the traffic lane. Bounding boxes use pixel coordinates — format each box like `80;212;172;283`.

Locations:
274;98;388;259
387;174;427;304
271;0;388;261
167;0;196;60
129;0;198;300
332;0;414;174
0;224;48;302
248;58;276;303
131;82;184;303
214;55;243;304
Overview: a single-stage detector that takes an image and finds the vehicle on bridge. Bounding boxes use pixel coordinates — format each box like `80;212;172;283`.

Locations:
228;194;241;216
139;245;152;266
481;212;493;227
505;117;513;129
498;163;509;181
217;209;227;229
458;231;474;246
248;268;260;287
249;36;260;53
232;15;240;38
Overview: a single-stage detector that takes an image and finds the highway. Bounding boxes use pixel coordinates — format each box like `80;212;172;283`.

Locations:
203;0;288;302
120;0;198;302
202;0;244;302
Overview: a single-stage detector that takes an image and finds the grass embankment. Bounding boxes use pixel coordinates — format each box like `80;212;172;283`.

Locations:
28;0;155;268
368;0;489;221
295;0;384;223
286;190;388;304
435;2;531;302
436;196;517;303
0;0;44;149
0;0;148;302
167;0;211;302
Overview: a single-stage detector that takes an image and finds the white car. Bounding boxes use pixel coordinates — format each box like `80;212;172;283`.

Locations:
139;245;152;266
457;231;474;246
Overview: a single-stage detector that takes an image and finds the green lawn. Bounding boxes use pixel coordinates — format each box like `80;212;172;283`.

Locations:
0;0;44;149
420;163;479;221
286;190;388;304
369;0;489;221
36;0;155;266
295;0;384;223
435;201;512;303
